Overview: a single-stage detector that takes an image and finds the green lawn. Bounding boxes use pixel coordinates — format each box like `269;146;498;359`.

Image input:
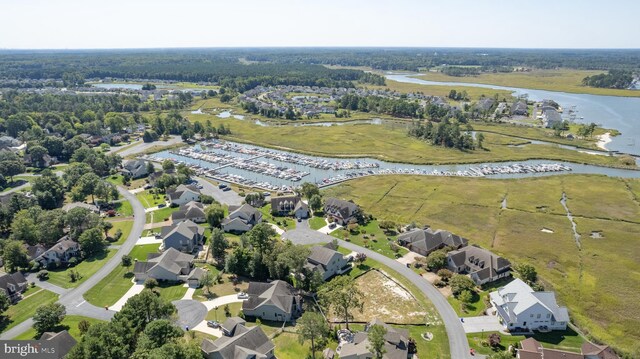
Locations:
0;289;58;333
206;302;243;321
13;316;105;340
146;206;179;224
114;201;134;216
155;282;188;302
258;204;296;230
107;219;134;245
467;328;585;355
324;174;640;354
193;272;250;301
136;190;166;208
46;250;116;289
331;220;408;259
83;244;160;307
272;332;314;359
308;216;327;230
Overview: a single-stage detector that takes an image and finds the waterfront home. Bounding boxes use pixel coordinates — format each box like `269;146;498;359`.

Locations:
222;204;262;233
242;280;302;322
167;184;201;205
324;198;361;225
511;101;528;116
446;245;511;285
398;228;468;256
490;278;569;332
122;159;150;179
270;195;309;219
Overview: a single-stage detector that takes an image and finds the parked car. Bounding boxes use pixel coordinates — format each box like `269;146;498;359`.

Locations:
158;203;166;208
297;217;302;222
207;320;220;328
218;183;227;189
263;192;271;196
223;187;231;191
237;292;249;299
144;184;152;190
329;223;337;229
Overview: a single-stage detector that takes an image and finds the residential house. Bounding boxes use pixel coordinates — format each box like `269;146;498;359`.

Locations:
476;98;496;112
490;278;569;331
122;159;150;179
324;198;361;225
542;108;563;128
270;195;309;219
171;201;206;224
40;330;77;358
446;245;511;285
133;248;205;286
201;321;275;359
511;101;529;116
34;237;81;268
222;204;262;233
160;219;205;253
517;338;619;359
0;271;28;303
167;184;201;205
242;280;302;322
339;319;410;359
220;317;247;337
305;244;351;281
398;228;468;257
0;136;22;150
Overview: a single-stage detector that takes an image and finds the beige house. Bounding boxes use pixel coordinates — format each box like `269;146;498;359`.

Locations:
133;248;205;286
305;244;351;281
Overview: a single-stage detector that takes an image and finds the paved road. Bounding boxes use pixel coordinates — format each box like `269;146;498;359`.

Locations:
0;186;146;340
195;176;243;206
24;273;69;296
284;220;472;359
173;300;208;330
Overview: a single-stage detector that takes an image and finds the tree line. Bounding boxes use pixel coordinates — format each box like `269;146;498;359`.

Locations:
582;70;634;89
408;119;478;150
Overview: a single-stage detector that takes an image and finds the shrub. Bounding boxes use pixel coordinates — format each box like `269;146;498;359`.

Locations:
68;257;78;267
436;269;453;282
144;278;158;289
37;270;49;280
31;261;41;272
433;278;444;287
114;229;123;241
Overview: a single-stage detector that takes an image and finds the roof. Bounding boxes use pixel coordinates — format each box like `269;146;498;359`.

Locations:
123;159;149;177
324;197;359;219
340;319;409;359
271;195;302;210
490;278;569;324
40;330;77;357
226;204;261;226
398;228;468;253
201;323;274;359
167;184;200;201
171;201;205;222
161;219;204;241
581;342;618;359
0;271;27;294
518;338;600;359
37;237;79;259
134;247;194;276
447;245;511;280
307;245;342;267
243;280;298;314
221;317;246;336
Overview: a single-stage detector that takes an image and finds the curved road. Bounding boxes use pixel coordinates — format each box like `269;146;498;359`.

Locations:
283;220;471;359
0;186;146;340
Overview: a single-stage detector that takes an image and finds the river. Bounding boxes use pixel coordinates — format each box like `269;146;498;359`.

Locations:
386;74;640;156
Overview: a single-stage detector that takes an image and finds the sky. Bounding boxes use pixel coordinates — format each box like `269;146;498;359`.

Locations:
1;0;639;49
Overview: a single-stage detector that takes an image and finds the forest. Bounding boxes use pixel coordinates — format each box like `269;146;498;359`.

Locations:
582;69;634;89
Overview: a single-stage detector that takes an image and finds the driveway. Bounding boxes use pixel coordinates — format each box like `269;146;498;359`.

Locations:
25;273;69;296
461;315;505;334
195;176;243;206
173;300;208;331
283;224;472;358
317;221;342;234
115;136;182;157
136;236;163;246
396;251;425;266
201;294;246;311
110;281;145;311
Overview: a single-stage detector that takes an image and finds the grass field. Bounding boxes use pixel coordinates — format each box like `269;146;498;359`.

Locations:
46;249;116;288
155;282;188;302
146;206;179;224
13;316;105;340
83;244;160;307
467;328;584;355
0;289;58;333
205;302;243;321
365;79;514;101
331;220;408;259
324;174;640;355
187;112;631;168
308;216;327;230
107;219;134;245
114;201;134;216
416;69;640;97
136;190;166;208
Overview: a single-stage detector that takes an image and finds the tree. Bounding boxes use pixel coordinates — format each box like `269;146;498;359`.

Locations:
319;276;364;330
122;255;133;271
367;324;388;359
10;210;39;245
78;320;91;335
199;271;215;295
354;252;367;267
28;145;49;168
146;161;156;175
0;292;10;315
309;194;323;213
515;263;537;285
134;319;183;353
209;228;229;261
33;303;66;335
32;172;66;209
77;172;101;204
247;223;277;256
425;250;447;271
113;289;175;334
162;160;175;172
450;274;476;297
2;239;29;272
300;182;320;200
477;133;485;149
205;204;225;229
225;247;251;276
297;312;329;359
458;290;474;311
78;228;107;257
488;333;501;348
144;278;158;289
0;160;25;183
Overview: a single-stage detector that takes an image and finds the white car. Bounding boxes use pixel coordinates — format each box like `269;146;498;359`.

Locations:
237;292;249;299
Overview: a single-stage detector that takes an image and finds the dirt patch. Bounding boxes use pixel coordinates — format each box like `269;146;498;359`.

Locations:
347;270;429;324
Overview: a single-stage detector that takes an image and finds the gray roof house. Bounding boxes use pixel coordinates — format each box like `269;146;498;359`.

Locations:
339;319;410;359
324;198;360;225
0;271;28;303
171;201;206;224
305;244;351;281
167;184;201;206
221;317;247;337
511;101;528;116
542;108;563;128
34;237;81;267
133;247;205;286
518;337;620;359
40;330;77;358
270;195;309;219
122;159;150;179
447;245;511;285
476;98;496;112
490;278;569;332
222;204;262;233
160;219;205;253
397;228;468;257
201;321;275;359
242;280;302;322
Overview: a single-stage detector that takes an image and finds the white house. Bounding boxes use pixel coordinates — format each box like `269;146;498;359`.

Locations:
490;278;569;332
166;184;201;206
